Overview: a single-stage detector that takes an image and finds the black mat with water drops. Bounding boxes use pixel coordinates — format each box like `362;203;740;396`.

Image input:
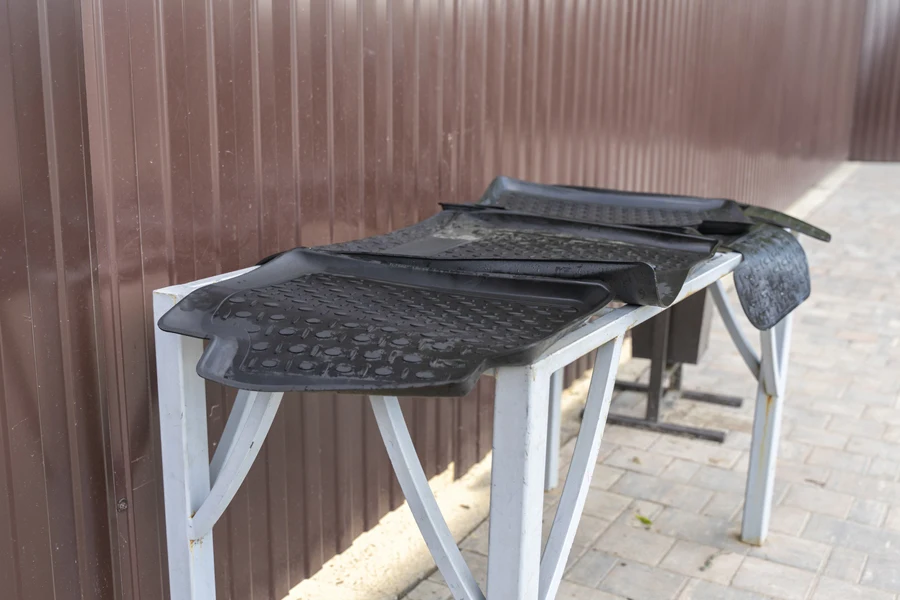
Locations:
159;175;829;395
726;225;812;330
478;176;755;234
321;207;719;306
475;177;829;330
158;250;613;396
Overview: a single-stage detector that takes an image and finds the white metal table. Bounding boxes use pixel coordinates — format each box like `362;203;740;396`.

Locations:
153;250;791;600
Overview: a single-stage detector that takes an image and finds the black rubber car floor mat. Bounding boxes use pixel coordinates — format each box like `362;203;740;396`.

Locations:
321;208;719;306
157;250;613;396
724;224;811;330
471;176;829;329
740;205;831;242
478;176;830;243
478;176;754;235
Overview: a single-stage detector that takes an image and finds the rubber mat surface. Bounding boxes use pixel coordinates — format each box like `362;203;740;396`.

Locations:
478;176;754;234
161;178;829;395
322;208;719;306
470;176;829;329
158;250;613;395
740;205;832;242
727;225;811;330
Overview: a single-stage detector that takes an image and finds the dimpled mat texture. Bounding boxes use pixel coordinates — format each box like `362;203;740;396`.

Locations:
472;176;829;329
322;209;719;306
728;224;811;330
478;176;754;234
158;250;613;396
161;177;830;394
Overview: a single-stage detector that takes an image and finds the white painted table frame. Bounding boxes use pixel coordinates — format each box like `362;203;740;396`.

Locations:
153;251;792;600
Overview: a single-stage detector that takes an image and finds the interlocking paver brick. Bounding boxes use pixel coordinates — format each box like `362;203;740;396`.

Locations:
802;513;900;557
811;577;895;600
826;416;887;438
861;554;900;593
730;452;749;474
774;461;831;486
556;581;625;600
701;492;743;520
862;406;900;425
847;498;888;527
582;489;632;521
677;579;768;600
659;540;744;585
541;510;611;559
867;457;900;479
731;557;815;600
600;426;661;450
624;499;665;525
611;471;712;513
782;409;832;431
782;484;854;518
565;550;619;588
822;547;867;583
883;426;900;444
800;398;861;418
659;459;702;483
787;426;848;450
589;464;625;490
689;465;749;495
649;437;742;469
404;580;451;600
459;521;489;554
884;506;900;532
767;505;811;537
845;436;900;460
603;447;672;476
652;508;747;553
598;561;686;600
805;447;869;473
593;521;677;566
776;439;814;463
427;549;487;590
746;532;831;572
722;431;753;450
842;383;898;407
826;470;900;504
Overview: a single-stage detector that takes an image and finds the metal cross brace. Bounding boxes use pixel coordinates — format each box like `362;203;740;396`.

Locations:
153;251;793;599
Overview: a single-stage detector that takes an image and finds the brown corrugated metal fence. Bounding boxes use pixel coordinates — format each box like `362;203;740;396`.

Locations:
850;0;900;161
0;1;868;599
0;0;114;598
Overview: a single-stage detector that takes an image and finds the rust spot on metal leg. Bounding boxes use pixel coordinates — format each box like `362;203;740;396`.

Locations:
756;395;775;463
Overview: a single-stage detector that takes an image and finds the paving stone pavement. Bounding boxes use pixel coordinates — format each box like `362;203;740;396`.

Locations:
403;164;900;600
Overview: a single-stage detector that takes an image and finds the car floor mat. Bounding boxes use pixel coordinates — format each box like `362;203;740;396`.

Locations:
320;209;719;306
478;176;754;235
472;176;829;328
724;224;811;330
740;205;831;242
157;249;613;396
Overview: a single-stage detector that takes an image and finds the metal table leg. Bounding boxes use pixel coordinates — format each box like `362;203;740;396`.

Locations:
540;337;623;600
155;311;215;600
646;309;671;422
544;370;564;491
370;396;485;600
742;313;793;545
487;364;552;599
155;294;284;600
